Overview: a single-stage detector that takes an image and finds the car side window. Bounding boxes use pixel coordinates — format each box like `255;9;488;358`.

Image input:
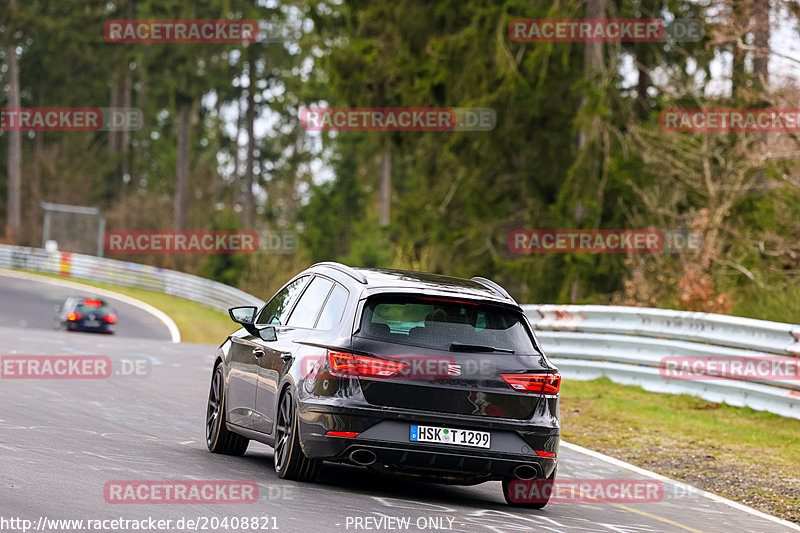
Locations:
315;284;349;330
286;277;334;328
256;275;310;325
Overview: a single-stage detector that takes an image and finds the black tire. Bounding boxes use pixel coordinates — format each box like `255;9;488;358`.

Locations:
206;364;249;456
273;387;321;481
502;466;557;509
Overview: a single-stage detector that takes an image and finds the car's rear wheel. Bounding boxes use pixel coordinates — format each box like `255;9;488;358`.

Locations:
274;387;321;481
206;364;249;455
502;466;556;509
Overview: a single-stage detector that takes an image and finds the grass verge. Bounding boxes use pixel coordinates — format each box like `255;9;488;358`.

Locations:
561;377;800;524
18;271;235;344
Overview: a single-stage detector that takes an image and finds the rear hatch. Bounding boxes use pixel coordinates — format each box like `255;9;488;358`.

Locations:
347;294;557;420
73;299;116;328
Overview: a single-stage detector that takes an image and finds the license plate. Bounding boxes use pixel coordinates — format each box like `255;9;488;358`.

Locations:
409;425;490;448
86;320;100;327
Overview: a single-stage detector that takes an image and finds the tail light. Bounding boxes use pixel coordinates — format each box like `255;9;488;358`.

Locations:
105;314;117;324
67;312;82;321
328;350;407;378
501;373;561;395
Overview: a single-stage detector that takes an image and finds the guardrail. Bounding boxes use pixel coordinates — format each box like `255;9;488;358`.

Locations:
2;244;798;421
0;244;264;311
523;304;800;421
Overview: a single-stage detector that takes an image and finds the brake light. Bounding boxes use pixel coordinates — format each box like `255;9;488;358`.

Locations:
501;373;561;394
105;314;117;324
67;312;82;321
325;431;359;438
328;350;407;378
83;299;102;307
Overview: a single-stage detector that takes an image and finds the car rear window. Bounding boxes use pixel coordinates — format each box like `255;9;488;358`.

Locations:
358;296;539;354
75;303;113;314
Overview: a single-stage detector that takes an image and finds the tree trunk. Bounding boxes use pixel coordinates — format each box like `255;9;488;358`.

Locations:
634;43;649;118
233;86;243;185
109;72;122;156
577;0;606;149
244;68;256;230
571;0;607;303
118;67;132;199
634;0;660;118
730;2;746;100
173;102;192;231
32;82;45;205
379;138;392;227
6;0;22;244
752;0;769;91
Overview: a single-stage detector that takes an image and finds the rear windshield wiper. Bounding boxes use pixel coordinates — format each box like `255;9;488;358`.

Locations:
450;342;515;354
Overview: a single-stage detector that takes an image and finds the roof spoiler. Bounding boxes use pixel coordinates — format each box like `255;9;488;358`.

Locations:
311;262;368;284
471;276;515;303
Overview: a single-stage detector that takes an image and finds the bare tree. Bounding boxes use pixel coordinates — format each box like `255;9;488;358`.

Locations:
243;61;256;230
5;0;22;244
173;101;192;232
379;138;391;227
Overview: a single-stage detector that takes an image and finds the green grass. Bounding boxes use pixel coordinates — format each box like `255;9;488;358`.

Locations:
15;270;236;344
734;282;800;324
562;378;800;466
561;378;800;523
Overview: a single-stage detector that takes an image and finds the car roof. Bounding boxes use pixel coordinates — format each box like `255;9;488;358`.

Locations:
306;263;515;305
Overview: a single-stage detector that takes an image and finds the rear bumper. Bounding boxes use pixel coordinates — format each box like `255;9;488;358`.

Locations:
67;322;114;333
297;399;558;481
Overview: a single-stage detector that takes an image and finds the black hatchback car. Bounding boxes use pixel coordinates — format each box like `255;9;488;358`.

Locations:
54;297;117;334
206;263;560;507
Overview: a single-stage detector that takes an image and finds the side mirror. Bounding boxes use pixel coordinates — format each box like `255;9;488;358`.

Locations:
229;306;257;324
54;304;62;313
228;306;276;342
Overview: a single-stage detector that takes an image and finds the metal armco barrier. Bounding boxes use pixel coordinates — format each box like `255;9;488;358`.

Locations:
0;245;264;311
523;304;800;420
2;243;797;421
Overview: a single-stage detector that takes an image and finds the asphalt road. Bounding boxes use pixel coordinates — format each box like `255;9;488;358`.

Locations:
0;279;796;533
0;273;172;341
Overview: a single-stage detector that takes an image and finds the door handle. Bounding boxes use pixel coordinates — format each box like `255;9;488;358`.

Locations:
280;352;293;362
253;347;265;358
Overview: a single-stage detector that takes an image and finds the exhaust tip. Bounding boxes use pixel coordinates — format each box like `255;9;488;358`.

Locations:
349;449;377;466
514;465;539;480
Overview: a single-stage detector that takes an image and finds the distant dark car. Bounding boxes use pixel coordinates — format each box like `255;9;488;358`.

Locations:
206;262;560;507
54;297;117;334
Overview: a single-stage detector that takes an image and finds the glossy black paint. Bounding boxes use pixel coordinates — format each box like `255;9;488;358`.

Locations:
212;265;560;484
